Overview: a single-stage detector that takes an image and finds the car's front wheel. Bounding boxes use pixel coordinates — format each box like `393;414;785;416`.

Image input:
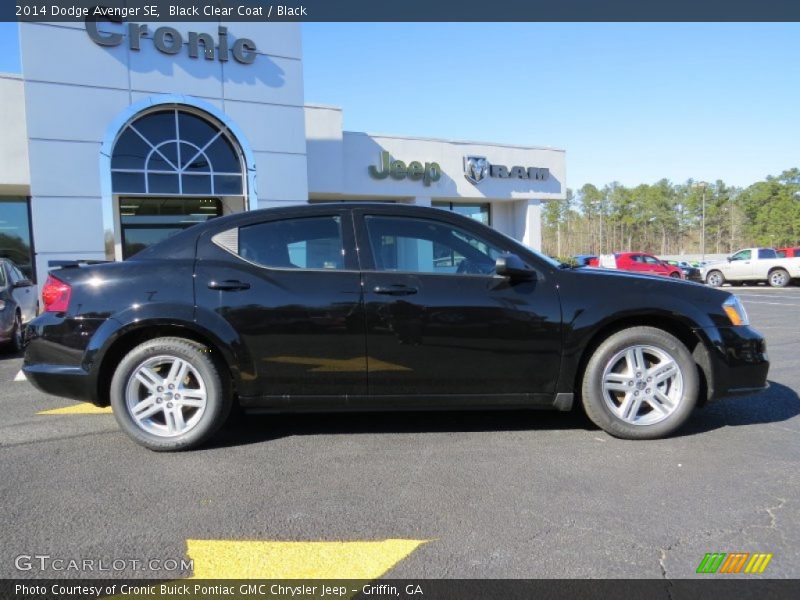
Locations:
110;337;232;451
705;270;725;287
581;326;698;439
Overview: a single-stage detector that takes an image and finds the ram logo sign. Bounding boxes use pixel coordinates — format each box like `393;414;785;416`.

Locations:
463;156;549;185
696;552;773;574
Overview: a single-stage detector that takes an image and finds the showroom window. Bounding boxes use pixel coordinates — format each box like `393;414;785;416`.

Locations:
111;107;246;258
238;216;344;270
0;198;35;282
432;201;491;226
111;109;245;196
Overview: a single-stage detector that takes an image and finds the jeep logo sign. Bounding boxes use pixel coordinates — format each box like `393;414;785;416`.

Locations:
86;20;258;64
368;151;442;186
464;156;549;185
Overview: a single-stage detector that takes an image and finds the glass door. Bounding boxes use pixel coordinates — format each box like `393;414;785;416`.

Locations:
119;197;222;258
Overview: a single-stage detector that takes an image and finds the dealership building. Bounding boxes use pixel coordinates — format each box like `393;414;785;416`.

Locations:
0;21;566;283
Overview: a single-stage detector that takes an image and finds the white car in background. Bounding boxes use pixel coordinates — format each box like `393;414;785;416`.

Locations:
702;248;800;287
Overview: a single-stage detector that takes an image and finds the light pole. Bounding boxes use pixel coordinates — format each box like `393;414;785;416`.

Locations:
592;199;603;255
693;182;708;262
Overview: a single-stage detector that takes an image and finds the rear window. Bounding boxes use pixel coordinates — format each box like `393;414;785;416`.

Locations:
758;248;777;259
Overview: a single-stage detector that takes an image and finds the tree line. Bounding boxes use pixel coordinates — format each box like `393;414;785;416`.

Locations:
541;168;800;259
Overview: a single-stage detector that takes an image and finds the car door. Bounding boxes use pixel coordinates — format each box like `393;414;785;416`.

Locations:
194;209;367;405
726;249;753;279
353;208;562;406
0;264;13;337
642;254;667;276
624;254;648;274
7;264;37;322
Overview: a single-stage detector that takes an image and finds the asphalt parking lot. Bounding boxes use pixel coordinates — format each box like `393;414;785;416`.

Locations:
1;285;799;581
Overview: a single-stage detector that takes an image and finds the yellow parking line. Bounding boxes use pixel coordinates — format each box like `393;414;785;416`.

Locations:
37;404;112;415
186;538;428;579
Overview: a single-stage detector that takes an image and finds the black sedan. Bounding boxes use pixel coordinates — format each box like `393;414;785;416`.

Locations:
0;258;38;352
23;204;769;450
666;260;703;282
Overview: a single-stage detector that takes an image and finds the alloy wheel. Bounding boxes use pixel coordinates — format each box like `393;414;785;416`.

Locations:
770;271;788;287
601;344;684;426
706;272;723;287
124;355;208;437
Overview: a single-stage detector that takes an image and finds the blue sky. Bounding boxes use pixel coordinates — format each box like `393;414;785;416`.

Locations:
2;22;798;189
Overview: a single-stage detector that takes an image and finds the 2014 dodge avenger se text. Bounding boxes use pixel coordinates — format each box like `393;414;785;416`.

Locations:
23;204;769;451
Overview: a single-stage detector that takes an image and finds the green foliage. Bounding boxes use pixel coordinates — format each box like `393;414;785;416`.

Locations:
541;168;800;257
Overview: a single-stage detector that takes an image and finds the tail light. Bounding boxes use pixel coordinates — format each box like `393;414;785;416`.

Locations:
41;275;72;313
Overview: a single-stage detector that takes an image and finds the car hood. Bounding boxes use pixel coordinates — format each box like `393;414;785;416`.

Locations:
577;266;693;284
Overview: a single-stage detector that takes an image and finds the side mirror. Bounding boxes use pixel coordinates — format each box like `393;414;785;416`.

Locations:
13;279;33;288
726;257;733;262
496;253;535;281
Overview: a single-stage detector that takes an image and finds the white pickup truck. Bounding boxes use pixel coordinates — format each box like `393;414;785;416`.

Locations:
702;248;800;287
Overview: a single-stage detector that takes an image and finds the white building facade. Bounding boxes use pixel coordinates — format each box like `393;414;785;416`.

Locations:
0;21;565;283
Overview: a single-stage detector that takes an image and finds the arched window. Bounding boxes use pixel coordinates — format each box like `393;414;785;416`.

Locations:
111;108;244;196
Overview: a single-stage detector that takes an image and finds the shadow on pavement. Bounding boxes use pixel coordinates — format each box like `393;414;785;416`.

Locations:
0;349;22;361
210;381;798;449
679;380;799;436
210;406;596;449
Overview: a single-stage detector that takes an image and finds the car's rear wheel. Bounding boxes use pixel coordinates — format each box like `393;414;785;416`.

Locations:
705;270;724;287
768;268;790;288
581;326;698;439
110;337;232;451
669;272;681;279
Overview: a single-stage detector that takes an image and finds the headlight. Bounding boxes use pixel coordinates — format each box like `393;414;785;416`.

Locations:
723;295;749;326
0;300;6;311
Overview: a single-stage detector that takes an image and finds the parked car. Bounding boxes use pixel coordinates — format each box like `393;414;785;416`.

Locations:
702;248;800;287
572;254;597;267
776;247;800;258
24;204;768;450
588;252;685;279
665;260;703;282
0;258;38;352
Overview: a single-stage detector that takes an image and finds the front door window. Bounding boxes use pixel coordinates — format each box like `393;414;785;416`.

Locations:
364;215;503;276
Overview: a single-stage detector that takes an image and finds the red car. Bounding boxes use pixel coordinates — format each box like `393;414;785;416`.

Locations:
776;247;800;258
588;252;684;279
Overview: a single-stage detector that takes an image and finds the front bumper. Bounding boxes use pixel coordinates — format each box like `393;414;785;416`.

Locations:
697;325;769;400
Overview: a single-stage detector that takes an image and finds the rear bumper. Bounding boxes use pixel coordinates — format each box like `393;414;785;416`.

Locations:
24;363;96;403
23;312;105;405
697;325;769;400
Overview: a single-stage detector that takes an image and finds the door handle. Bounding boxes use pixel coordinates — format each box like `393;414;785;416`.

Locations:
373;285;418;296
208;280;251;291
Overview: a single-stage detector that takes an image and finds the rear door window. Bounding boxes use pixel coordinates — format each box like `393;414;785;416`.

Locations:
237;216;344;270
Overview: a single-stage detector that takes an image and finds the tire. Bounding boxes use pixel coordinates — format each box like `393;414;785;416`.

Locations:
669;272;682;279
581;326;699;440
110;337;232;451
705;270;724;287
2;312;23;354
768;268;790;288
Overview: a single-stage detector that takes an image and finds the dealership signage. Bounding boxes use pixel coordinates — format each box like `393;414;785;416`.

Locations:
86;20;258;64
463;155;549;185
368;151;442;186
